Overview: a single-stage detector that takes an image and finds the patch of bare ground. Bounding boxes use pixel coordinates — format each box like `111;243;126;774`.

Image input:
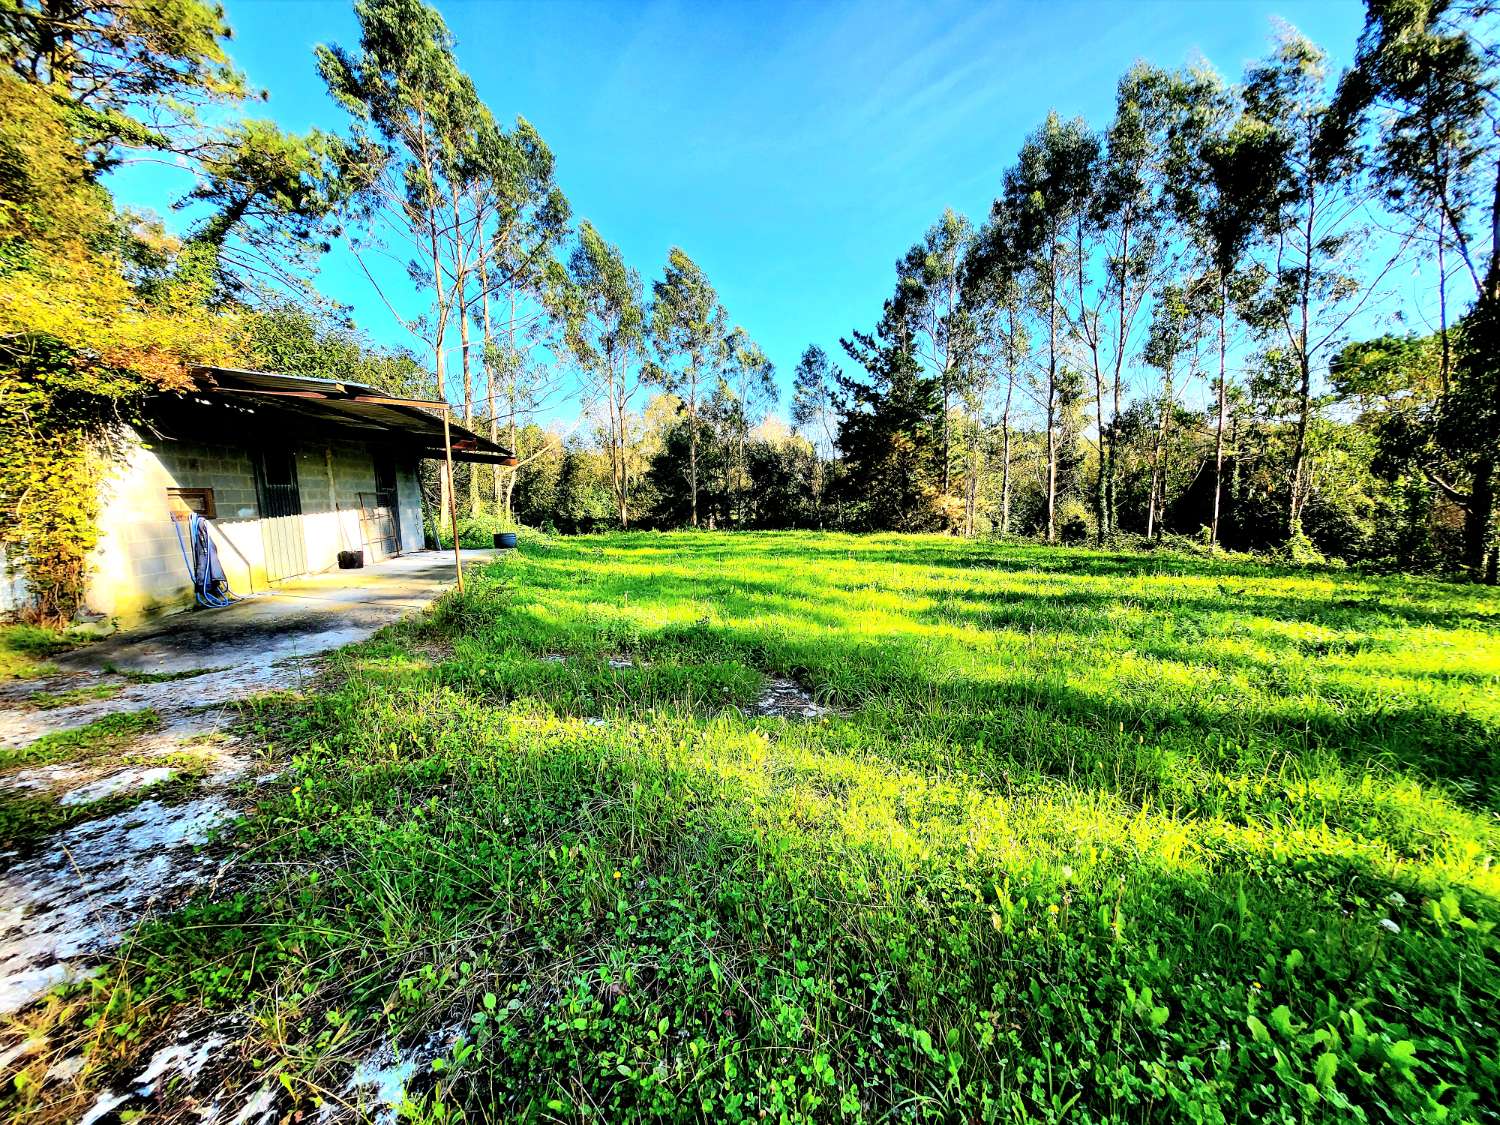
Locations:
750;675;836;719
0;658;319;751
55;1020;467;1125
405;637;455;665
0;655;325;1021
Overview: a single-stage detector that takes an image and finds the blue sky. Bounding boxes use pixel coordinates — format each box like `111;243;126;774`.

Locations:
112;0;1383;414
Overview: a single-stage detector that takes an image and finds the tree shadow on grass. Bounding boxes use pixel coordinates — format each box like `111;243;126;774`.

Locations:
544;534;1500;631
152;679;1500;1124
478;542;1500;809
873;665;1498;811
928;583;1498;646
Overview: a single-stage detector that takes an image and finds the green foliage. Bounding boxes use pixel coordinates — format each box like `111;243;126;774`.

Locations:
1;0;345;622
433;510;519;549
1331;0;1499;580
0;335;130;626
0;74;225;623
0;622;82;678
0;0;247;166
648;247;733;528
836;309;945;531
68;534;1500;1123
242;303;433;397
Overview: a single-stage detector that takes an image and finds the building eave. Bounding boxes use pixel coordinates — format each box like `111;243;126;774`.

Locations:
169;366;518;465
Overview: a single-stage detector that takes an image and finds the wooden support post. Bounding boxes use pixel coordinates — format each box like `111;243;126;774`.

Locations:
443;408;464;594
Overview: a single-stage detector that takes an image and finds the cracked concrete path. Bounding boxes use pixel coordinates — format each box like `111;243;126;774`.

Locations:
0;549;491;1016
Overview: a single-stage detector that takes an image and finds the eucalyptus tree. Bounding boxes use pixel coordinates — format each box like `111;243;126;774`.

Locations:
973;272;1029;537
472;117;571;515
1241;30;1401;543
791;344;841;523
560;221;647;528
995;112;1098;542
1164;68;1291;547
1056;115;1115;542
959;195;1030;537
791;345;840;457
1335;0;1500;580
651;248;728;527
1334;0;1498;386
1079;64;1185;539
318;0;480;412
446;106;493;514
1141;280;1211;538
898;209;973;496
719;327;777;525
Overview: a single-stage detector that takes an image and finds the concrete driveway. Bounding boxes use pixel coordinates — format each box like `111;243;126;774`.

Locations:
0;548;495;1019
58;548;497;675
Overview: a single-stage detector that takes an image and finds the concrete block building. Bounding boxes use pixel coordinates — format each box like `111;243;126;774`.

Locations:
2;366;510;626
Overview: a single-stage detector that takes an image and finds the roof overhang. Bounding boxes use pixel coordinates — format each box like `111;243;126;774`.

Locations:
157;366;518;465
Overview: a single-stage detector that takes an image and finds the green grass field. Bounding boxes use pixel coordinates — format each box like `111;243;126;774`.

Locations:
53;533;1500;1123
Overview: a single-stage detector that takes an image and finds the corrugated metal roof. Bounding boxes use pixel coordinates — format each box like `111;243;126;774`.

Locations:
184;366;516;464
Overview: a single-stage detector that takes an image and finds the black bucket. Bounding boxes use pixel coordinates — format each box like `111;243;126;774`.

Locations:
338;549;365;569
494;531;518;550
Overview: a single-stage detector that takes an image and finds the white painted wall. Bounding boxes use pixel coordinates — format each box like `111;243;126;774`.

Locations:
0;428;433;626
86;433;265;622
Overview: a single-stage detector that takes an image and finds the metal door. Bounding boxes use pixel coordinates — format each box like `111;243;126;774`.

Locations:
373;454;399;513
255;449;307;582
366;454;401;558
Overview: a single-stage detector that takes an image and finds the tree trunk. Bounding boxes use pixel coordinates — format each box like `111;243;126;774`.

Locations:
450;196;476;517
1107;218;1130;540
1210;277;1228;548
424;202;448;471
1084;216;1106;544
1288;350;1312;539
438;460;452;546
1046;239;1059;543
1092;356;1106;543
505;411;519;520
965;408;983;536
1287;188;1317;541
478;245;502;513
1001;306;1017;536
1147;369;1172;541
1145;453;1159;540
1437;208;1451;395
1000;394;1013;537
1455;162;1500;581
610;356;629;528
688;373;699;528
938;302;952;497
503;282;519;521
1460;339;1497;586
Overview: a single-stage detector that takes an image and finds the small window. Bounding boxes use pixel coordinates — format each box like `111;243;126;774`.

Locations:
167;487;216;519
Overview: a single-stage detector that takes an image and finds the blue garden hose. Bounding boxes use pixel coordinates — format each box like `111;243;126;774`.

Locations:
173;511;239;608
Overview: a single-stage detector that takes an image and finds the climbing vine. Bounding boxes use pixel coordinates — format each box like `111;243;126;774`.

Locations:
0;338;133;625
0;74;234;625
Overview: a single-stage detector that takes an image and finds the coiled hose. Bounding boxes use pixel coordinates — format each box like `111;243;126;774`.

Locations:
173;511;238;608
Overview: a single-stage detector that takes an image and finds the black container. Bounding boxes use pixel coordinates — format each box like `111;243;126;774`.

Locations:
338;549;365;569
494;531;518;550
